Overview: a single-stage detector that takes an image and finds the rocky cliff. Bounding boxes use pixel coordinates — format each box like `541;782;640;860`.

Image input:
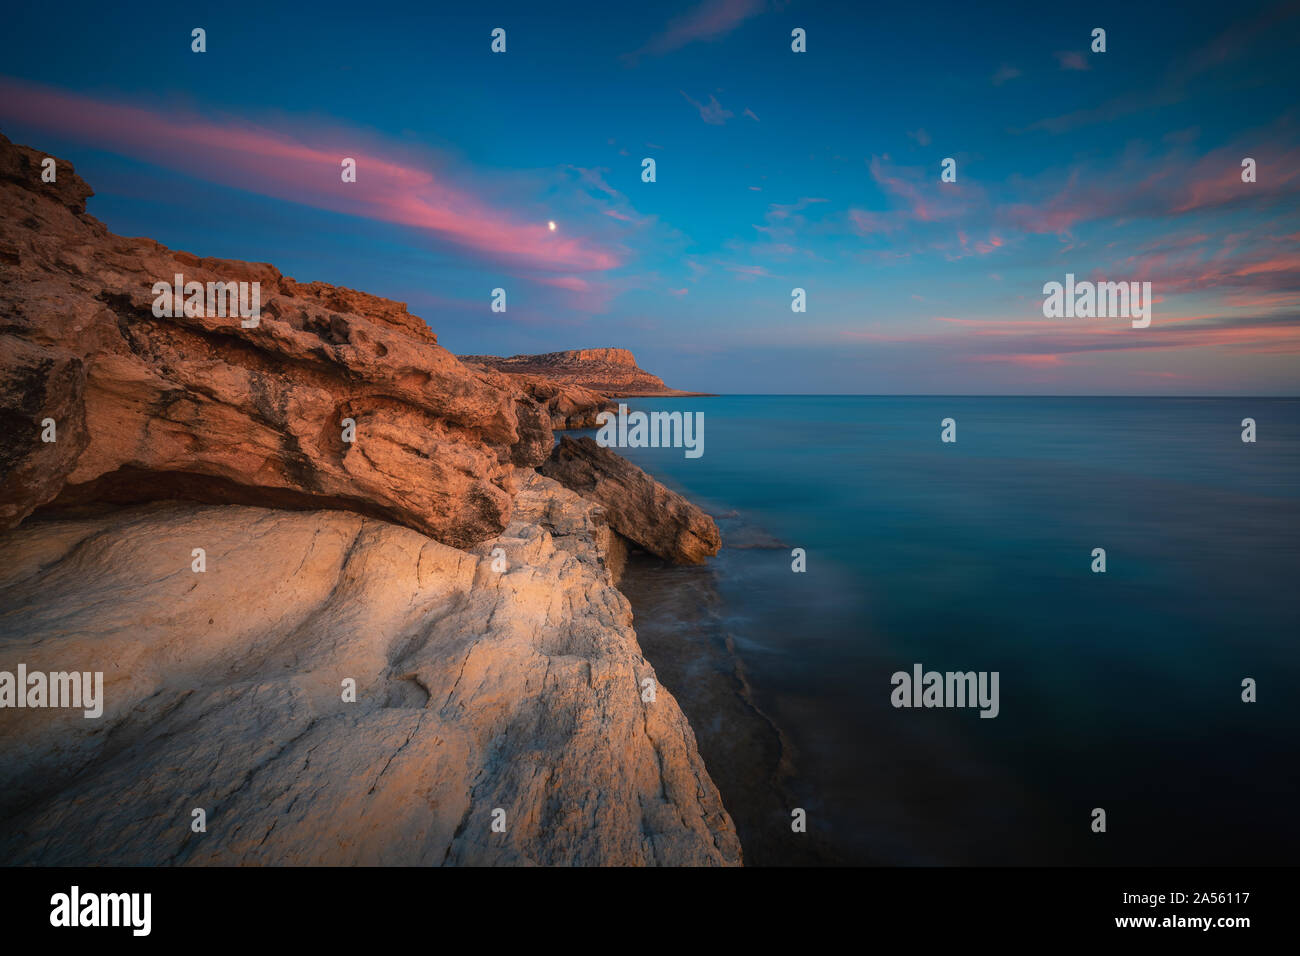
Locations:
0;134;738;866
0;132;551;548
462;348;706;397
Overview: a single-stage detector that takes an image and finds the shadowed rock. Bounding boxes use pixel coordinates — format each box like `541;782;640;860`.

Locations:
540;436;721;564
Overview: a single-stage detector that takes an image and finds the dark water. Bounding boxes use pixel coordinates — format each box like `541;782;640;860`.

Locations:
599;396;1300;865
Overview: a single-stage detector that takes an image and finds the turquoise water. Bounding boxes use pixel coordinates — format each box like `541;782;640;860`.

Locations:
597;396;1299;865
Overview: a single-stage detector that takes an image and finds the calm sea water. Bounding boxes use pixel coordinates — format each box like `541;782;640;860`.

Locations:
595;396;1300;865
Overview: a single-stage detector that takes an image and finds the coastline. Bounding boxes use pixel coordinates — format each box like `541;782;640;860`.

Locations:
618;548;842;866
0;134;741;866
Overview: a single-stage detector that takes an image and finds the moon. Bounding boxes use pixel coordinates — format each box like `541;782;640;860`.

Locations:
547;220;557;232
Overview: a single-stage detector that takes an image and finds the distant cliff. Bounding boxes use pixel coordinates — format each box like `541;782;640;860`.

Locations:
461;348;710;397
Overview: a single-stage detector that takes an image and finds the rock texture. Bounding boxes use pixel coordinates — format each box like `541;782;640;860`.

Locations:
540;436;721;565
0;473;741;866
502;374;613;430
462;348;707;397
0;133;552;548
0;135;739;866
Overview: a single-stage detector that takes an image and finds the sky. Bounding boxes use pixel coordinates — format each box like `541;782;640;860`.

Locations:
1;0;1298;394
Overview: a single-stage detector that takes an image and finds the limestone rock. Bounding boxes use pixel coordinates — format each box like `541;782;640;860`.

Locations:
502;373;614;430
461;348;706;397
0;473;741;866
540;436;721;565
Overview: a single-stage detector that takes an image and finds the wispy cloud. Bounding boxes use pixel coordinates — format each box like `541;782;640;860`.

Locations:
680;89;734;125
1026;2;1299;133
845;313;1300;366
858;155;979;226
1000;140;1300;236
1054;51;1089;71
991;64;1022;86
723;262;774;280
628;0;764;60
0;77;620;275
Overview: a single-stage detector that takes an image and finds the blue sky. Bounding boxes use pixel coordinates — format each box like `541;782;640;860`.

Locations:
2;0;1298;393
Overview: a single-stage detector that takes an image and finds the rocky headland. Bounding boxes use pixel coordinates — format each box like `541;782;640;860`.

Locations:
0;133;734;865
461;348;713;398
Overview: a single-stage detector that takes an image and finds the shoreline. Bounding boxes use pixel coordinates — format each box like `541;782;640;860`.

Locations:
0;134;740;866
617;547;842;866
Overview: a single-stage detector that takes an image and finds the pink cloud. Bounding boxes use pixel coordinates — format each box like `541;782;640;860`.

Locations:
630;0;764;59
1001;169;1089;235
845;313;1300;367
724;263;772;279
866;156;976;224
1097;239;1300;298
973;353;1065;366
848;208;902;235
1055;51;1090;71
1170;146;1300;214
534;276;592;292
0;78;620;275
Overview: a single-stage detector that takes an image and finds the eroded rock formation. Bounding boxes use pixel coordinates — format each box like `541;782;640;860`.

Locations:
0;472;741;865
540;436;721;565
0;133;551;548
500;374;614;430
0;134;738;866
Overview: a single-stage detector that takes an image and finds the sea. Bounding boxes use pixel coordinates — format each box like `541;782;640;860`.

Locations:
583;396;1300;866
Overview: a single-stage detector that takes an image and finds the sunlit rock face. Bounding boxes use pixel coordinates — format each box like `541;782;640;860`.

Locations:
0;473;742;866
461;348;699;397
